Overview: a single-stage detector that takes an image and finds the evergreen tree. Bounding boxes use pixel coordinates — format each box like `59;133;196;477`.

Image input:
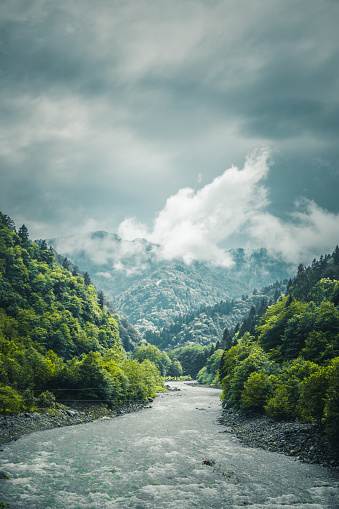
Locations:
84;272;91;286
62;257;70;271
18;224;29;242
222;327;233;350
333;246;339;266
98;291;104;309
0;212;16;231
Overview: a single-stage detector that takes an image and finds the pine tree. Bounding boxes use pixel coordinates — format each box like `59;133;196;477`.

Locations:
98;291;104;309
222;327;233;350
40;240;48;250
333;246;339;265
0;212;16;231
18;224;29;242
84;272;91;286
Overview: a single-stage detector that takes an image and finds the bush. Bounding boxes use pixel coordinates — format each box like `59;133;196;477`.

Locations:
37;390;56;408
241;372;273;411
0;385;23;413
324;357;339;450
265;382;300;420
298;366;329;425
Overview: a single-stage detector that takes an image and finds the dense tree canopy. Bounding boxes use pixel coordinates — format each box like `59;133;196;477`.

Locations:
0;212;164;413
218;247;339;451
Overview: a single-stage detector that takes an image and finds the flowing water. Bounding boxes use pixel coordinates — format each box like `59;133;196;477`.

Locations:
0;382;338;508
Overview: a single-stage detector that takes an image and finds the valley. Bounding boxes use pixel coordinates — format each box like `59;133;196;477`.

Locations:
47;231;293;343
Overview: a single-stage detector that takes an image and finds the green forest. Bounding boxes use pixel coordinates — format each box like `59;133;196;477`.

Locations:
1;208;339;453
213;248;339;450
0;212;164;413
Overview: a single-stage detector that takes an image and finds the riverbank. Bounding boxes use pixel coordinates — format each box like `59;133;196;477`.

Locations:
1;386;338;473
2;381;338;509
0;400;152;446
219;407;339;470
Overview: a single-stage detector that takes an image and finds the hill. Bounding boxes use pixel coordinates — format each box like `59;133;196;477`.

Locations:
46;232;294;335
0;213;163;414
145;281;285;349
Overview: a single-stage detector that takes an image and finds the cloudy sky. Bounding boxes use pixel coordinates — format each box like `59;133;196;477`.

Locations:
1;0;339;265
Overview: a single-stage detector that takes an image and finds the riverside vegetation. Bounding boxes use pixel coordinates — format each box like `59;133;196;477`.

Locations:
199;248;339;457
1;210;339;468
0;212;165;416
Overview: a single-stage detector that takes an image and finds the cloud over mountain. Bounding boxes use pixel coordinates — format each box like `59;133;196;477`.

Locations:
119;150;339;266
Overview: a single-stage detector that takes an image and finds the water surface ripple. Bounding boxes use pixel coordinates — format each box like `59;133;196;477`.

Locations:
0;382;338;508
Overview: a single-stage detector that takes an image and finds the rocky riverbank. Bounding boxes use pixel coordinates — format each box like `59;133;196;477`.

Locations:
219;407;339;471
1;389;338;474
0;400;151;446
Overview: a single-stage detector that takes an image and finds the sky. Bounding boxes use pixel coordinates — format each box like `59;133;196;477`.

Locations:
1;0;339;266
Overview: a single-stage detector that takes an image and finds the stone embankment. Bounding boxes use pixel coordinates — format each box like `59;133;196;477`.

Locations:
0;401;150;446
219;408;339;470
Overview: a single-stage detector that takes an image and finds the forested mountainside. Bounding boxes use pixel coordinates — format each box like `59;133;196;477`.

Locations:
50;248;144;353
145;281;285;349
212;247;339;450
0;213;163;414
47;231;294;334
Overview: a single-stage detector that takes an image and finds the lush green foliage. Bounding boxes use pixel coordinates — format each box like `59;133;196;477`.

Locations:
133;344;171;376
145;281;285;349
197;349;224;386
0;213;164;413
168;344;213;378
219;247;339;450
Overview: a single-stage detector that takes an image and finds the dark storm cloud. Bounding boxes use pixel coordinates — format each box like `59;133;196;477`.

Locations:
0;0;338;261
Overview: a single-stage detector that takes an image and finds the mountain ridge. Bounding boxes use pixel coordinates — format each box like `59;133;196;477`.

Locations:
46;232;295;338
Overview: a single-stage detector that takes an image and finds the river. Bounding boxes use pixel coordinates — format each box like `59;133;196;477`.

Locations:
0;382;338;508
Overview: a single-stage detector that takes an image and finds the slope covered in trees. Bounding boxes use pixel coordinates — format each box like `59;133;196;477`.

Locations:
47;232;294;336
0;213;164;413
217;247;339;450
145;281;285;349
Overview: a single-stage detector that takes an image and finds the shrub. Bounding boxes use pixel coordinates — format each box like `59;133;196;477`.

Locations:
265;382;300;420
324;357;339;451
0;385;23;413
37;390;56;408
22;388;37;411
241;372;273;411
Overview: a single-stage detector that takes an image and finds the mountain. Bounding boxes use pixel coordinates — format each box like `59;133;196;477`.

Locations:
144;281;285;350
46;232;294;336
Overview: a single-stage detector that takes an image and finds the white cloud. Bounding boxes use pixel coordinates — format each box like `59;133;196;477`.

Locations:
119;150;270;266
249;200;339;263
118;150;339;266
118;217;150;241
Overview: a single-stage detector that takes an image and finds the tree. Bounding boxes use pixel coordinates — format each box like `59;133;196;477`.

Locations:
0;212;16;231
62;257;70;271
18;224;29;242
84;272;91;286
134;345;171;376
169;360;183;378
299;366;329;425
241;372;272;411
222;327;233;350
98;291;104;309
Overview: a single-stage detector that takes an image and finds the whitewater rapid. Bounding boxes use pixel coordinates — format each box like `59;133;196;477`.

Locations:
0;382;338;508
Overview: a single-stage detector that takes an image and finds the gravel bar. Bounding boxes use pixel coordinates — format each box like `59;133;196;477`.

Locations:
219;407;339;471
0;400;151;447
